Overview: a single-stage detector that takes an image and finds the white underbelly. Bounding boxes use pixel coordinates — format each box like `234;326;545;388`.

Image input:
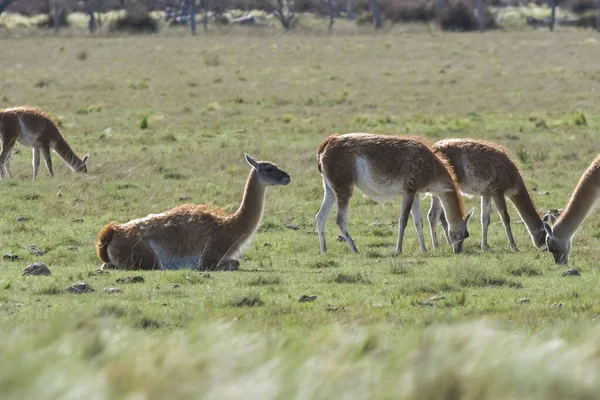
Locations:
354;157;406;203
149;241;200;270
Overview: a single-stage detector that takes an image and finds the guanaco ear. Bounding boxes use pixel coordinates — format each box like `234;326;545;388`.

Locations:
543;213;557;224
244;153;260;170
543;221;553;236
81;153;89;164
465;207;475;224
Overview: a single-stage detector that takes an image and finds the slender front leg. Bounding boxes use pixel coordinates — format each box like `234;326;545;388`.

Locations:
439;207;452;246
336;197;358;254
411;195;427;253
32;148;41;180
427;195;443;249
0;141;14;179
492;193;519;252
396;191;416;254
40;146;53;177
316;177;336;253
481;195;492;251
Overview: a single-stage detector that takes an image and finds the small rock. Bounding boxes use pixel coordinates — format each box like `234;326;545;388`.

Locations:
29;246;46;256
337;235;345;242
103;287;122;294
551;302;563;308
66;282;95;294
298;295;317;303
72;218;84;223
284;224;300;230
17;216;29;222
326;305;344;312
517;298;530;303
171;284;181;289
369;222;385;227
263;242;272;247
202;273;211;278
116;276;144;284
538;191;550;196
15;303;24;307
22;263;51;276
66;245;78;251
3;254;21;261
412;300;434;307
91;269;110;275
179;196;191;201
562;269;581;277
141;146;148;152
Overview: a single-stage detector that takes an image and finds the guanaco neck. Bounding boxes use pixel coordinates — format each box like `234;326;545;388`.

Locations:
51;135;83;171
553;175;600;238
508;181;543;240
230;169;267;239
437;188;465;228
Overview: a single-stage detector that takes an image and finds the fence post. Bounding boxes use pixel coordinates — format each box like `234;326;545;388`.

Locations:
190;0;197;35
549;0;556;32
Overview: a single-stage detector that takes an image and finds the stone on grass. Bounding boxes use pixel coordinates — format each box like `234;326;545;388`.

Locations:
67;282;95;294
116;276;144;284
562;269;581;277
298;295;317;303
103;287;122;294
22;263;51;276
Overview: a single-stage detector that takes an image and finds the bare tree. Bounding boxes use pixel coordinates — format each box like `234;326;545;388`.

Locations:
549;0;557;31
189;0;197;34
271;0;296;30
476;0;486;32
322;0;335;32
52;0;60;33
368;0;382;29
82;0;105;33
0;0;17;16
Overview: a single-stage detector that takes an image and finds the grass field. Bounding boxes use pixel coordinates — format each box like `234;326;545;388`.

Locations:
1;30;600;398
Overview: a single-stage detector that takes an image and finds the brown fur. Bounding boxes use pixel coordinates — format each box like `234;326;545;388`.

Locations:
0;106;88;179
543;154;600;264
96;156;290;271
316;133;473;255
432;138;545;250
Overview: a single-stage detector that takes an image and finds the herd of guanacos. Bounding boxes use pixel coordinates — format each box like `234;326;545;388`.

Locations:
1;106;598;270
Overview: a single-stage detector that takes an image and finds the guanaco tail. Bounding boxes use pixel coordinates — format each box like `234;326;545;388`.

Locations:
429;138;546;252
316;133;474;255
96;154;291;271
544;153;600;265
0;106;89;180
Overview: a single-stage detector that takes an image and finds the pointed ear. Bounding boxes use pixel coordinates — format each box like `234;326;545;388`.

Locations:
543;221;553;236
543;213;557;224
81;153;89;164
244;153;259;170
465;207;475;224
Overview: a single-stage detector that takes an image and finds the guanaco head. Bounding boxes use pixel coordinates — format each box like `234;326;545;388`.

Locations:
245;153;291;186
76;153;90;173
448;207;475;254
543;214;571;265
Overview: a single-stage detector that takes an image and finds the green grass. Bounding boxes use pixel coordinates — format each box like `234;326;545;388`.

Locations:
1;31;600;398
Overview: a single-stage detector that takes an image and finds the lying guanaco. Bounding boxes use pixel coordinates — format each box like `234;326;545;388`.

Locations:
96;154;291;271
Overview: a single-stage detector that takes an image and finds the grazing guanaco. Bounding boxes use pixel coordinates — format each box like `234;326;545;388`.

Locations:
316;133;474;255
544;154;600;265
0;106;89;180
428;139;546;252
96;154;291;271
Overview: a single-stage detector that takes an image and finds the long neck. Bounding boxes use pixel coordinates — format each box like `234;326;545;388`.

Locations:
231;169;267;239
50;134;83;171
437;189;465;227
508;181;543;241
553;175;600;238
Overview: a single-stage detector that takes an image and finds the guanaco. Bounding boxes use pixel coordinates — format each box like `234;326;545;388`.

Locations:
0;106;89;180
316;133;474;255
96;154;291;271
429;139;546;252
544;153;600;265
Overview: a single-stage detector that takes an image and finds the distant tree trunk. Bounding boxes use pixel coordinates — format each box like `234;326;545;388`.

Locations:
549;0;556;31
201;0;208;31
190;0;196;35
0;0;17;16
88;10;96;32
435;0;447;12
368;0;381;29
53;0;60;33
327;0;334;32
346;0;354;19
597;0;600;32
476;0;486;32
